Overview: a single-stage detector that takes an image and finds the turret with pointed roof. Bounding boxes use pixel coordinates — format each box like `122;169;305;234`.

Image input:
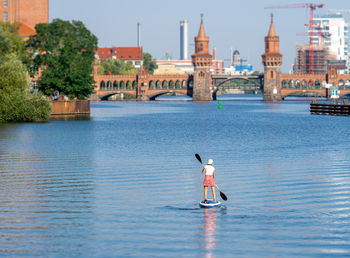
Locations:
262;14;282;102
191;14;213;101
194;13;210;55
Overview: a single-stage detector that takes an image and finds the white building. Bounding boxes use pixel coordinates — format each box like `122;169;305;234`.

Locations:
312;13;349;73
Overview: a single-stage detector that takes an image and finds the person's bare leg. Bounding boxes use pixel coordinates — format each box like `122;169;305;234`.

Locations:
204;186;208;201
211;186;216;203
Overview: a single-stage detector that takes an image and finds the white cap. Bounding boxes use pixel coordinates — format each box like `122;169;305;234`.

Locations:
208;159;213;165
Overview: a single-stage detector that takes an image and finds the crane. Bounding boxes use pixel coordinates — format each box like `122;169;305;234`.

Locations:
265;3;325;74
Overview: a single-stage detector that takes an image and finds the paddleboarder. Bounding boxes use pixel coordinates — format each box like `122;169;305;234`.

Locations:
202;159;217;203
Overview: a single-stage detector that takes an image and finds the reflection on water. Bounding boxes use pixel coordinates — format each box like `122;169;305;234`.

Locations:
203;208;217;258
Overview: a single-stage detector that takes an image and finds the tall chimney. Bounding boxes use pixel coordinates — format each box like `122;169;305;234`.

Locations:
180;20;188;60
213;46;217;60
137;22;141;47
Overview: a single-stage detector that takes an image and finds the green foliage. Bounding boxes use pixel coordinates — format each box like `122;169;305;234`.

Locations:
26;19;98;100
143;52;158;74
0;89;51;122
0;54;51;123
98;59;138;75
0;22;27;63
0;54;28;91
0;28;13;56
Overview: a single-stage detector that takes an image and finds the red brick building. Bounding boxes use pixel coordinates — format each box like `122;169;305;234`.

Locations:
96;47;143;68
0;0;49;40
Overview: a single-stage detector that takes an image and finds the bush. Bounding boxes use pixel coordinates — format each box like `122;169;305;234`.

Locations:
0;54;51;122
0;89;51;122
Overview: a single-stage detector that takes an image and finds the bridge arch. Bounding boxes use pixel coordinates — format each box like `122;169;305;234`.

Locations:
100;92;137;101
282;80;287;88
169;80;174;89
107;80;112;90
149;80;154;89
346;80;350;89
148;90;191;100
156;80;161;89
182;80;187;88
120;81;125;89
175;80;180;88
282;90;326;98
302;80;307;89
100;80;106;90
289;80;294;88
126;80;132;89
113;81;118;90
215;77;261;89
162;80;168;89
338;80;344;89
132;80;137;89
308;80;314;89
315;80;321;89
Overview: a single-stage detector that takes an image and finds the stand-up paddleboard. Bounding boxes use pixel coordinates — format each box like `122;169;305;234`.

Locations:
199;200;221;208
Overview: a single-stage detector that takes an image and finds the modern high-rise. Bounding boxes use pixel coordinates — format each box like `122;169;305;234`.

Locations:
180;20;188;60
0;0;49;40
312;13;349;73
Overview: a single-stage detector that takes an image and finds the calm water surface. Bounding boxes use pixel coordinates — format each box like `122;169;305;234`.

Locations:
1;95;350;257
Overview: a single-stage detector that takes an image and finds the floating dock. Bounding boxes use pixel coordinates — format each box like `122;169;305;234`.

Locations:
310;100;350;116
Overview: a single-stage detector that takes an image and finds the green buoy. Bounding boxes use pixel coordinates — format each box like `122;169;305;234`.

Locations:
218;100;222;109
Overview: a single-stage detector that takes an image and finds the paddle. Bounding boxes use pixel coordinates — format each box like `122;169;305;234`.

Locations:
195;153;228;201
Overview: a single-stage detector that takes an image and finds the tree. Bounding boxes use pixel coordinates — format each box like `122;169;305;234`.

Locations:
26;19;98;100
0;28;51;123
98;59;138;75
143;52;158;74
0;22;27;63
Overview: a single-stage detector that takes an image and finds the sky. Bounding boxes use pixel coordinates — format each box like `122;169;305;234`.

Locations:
50;0;350;73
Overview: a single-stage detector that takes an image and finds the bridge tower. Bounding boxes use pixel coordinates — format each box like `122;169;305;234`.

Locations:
191;14;213;101
262;14;283;102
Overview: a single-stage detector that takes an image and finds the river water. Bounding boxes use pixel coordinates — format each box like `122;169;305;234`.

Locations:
1;95;350;257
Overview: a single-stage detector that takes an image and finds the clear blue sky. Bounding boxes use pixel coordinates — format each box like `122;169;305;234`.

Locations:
50;0;349;72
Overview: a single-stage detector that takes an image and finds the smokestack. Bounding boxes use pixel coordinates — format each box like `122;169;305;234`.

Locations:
137;22;141;47
180;20;188;60
213;46;217;60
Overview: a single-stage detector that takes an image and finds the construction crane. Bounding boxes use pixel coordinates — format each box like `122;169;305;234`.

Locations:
265;3;325;74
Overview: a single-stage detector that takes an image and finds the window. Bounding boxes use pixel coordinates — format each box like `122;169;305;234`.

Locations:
3;11;8;22
270;71;274;79
3;0;8;7
198;71;205;78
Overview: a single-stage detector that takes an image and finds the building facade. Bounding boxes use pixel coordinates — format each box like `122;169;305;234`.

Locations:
0;0;49;40
95;47;143;69
306;13;349;74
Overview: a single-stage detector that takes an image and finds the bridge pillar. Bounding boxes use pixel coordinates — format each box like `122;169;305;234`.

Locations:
137;95;150;101
263;67;282;102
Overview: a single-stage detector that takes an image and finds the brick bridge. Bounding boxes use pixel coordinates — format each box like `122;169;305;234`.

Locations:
92;66;193;101
279;67;350;99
